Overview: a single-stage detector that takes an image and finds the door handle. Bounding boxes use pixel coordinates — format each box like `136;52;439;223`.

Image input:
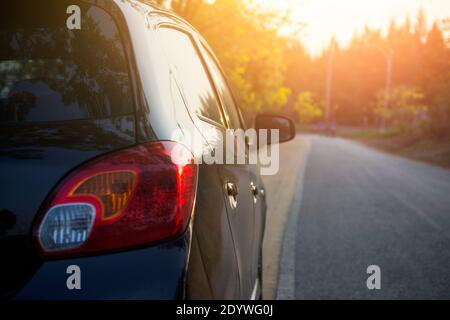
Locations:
226;182;238;209
250;182;259;203
250;182;258;197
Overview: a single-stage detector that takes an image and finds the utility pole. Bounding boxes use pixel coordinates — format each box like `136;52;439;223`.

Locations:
381;50;394;133
325;40;335;128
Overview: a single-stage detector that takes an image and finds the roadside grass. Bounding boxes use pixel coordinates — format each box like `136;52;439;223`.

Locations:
347;127;402;140
343;127;450;169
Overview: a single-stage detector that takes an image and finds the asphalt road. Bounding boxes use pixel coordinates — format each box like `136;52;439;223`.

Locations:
294;135;450;299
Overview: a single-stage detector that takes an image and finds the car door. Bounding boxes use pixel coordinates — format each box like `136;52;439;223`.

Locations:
155;24;240;299
199;45;259;299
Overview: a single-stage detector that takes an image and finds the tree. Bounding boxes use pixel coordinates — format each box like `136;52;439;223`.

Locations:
421;23;450;137
374;86;426;129
414;7;428;43
293;92;322;124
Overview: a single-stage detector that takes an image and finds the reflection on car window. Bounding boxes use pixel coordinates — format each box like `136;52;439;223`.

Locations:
158;27;224;126
0;2;132;123
202;47;243;130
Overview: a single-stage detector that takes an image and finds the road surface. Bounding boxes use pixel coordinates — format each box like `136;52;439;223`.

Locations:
292;135;450;299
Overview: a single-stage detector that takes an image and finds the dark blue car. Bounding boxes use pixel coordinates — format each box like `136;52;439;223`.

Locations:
0;0;294;299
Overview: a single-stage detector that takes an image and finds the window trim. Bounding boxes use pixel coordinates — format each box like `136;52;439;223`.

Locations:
199;40;247;131
85;0;143;128
155;22;228;130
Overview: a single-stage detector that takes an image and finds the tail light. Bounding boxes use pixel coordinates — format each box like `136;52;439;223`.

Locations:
34;141;197;257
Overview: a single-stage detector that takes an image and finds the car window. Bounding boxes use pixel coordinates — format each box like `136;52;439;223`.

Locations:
158;27;225;126
0;1;133;123
201;47;244;130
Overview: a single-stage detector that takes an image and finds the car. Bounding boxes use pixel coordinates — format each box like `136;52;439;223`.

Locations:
0;0;295;300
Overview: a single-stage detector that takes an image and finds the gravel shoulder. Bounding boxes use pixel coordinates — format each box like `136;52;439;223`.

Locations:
261;135;308;299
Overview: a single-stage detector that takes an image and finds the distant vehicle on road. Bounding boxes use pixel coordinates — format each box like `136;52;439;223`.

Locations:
317;120;336;137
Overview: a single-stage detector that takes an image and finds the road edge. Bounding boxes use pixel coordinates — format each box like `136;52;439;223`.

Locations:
276;138;311;299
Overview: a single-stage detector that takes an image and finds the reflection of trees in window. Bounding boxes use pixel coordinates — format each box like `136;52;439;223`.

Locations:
198;93;224;125
0;6;132;123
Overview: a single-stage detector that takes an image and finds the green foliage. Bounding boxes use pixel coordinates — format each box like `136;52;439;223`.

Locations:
374;86;427;128
293;92;322;124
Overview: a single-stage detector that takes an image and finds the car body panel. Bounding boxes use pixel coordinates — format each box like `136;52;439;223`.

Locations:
15;232;190;300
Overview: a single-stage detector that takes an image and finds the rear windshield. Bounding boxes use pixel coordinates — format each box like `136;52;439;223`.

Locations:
0;1;133;123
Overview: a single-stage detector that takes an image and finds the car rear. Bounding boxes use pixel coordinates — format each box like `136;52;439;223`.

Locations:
0;0;195;299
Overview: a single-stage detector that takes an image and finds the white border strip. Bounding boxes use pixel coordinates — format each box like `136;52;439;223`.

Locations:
250;278;260;300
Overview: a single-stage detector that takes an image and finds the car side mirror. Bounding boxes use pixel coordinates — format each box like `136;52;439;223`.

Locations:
254;114;296;146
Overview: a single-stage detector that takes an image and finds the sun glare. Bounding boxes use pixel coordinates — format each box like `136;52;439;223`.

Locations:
254;0;450;55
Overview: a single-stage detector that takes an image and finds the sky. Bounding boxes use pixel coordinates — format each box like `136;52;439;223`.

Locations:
255;0;450;56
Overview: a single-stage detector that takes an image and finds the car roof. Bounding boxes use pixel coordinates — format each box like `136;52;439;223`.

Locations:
117;0;199;32
119;1;218;60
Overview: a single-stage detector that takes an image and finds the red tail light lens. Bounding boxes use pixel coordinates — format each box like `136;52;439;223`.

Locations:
34;141;197;257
